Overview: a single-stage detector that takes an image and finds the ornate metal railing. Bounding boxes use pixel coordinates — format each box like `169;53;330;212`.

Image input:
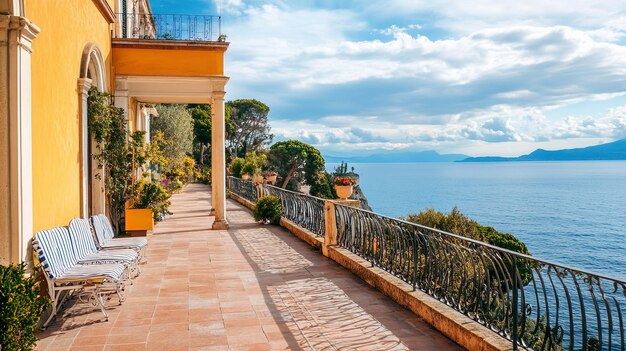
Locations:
227;177;258;204
334;204;625;351
265;185;325;237
115;13;222;41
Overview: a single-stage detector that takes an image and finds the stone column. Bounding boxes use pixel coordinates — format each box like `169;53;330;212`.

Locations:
323;199;360;257
323;200;337;257
0;14;39;265
114;77;130;114
77;78;92;218
210;87;229;229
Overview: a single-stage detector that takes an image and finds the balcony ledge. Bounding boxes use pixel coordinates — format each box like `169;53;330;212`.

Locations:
112;38;229;51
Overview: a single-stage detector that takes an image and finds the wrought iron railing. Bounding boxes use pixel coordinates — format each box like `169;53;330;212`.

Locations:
227;177;258;204
334;204;625;351
115;13;222;41
265;185;326;237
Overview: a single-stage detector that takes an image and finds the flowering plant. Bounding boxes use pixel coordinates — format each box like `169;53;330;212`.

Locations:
333;176;356;186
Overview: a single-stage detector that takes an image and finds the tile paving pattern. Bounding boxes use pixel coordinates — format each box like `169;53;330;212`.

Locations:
36;184;462;350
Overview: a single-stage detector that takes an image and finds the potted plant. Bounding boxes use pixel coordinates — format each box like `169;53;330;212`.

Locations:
252;169;263;184
125;180;171;235
334;176;356;200
265;170;277;184
242;160;256;182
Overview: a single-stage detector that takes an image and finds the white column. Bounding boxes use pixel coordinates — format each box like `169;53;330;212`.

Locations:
77;78;92;218
211;87;229;229
0;15;39;265
114;77;130;113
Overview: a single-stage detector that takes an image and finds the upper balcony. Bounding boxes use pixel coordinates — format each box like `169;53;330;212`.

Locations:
113;13;223;42
112;13;228;79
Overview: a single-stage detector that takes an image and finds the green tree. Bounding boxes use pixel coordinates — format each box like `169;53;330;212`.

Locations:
188;104;211;164
309;171;336;198
268;140;325;189
152;104;194;172
226;99;273;157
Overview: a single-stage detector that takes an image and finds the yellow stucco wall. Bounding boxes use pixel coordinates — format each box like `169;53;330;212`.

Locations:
113;47;225;76
28;0;112;232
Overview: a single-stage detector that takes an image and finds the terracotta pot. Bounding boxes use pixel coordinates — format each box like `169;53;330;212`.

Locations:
266;175;277;184
335;185;353;200
242;174;250;180
253;174;263;184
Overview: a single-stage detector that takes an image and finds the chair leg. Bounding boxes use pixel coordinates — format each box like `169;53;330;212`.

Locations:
42;287;58;329
115;282;125;304
41;278;63;330
94;287;109;322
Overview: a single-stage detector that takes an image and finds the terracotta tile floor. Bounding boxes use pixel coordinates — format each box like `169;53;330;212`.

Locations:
36;184;462;351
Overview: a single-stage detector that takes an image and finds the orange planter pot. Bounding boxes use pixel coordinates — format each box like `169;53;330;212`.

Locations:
125;208;154;232
265;175;277;184
335;185;353;200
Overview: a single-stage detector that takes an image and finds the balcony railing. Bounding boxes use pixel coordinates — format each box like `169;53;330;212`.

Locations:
115;13;222;42
334;204;625;351
227;177;258;204
226;177;626;350
265;185;326;237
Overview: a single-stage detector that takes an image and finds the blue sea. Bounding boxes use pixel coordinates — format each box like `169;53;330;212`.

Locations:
327;161;626;280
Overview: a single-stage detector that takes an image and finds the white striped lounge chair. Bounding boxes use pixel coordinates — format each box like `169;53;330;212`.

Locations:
68;218;140;279
91;214;147;258
33;227;126;328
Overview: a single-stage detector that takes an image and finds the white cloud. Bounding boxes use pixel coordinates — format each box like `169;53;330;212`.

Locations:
214;0;626;155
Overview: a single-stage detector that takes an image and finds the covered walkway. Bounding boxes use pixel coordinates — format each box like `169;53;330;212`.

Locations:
36;184;461;350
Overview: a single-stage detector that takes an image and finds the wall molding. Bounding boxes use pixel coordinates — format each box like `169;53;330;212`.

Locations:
91;0;116;24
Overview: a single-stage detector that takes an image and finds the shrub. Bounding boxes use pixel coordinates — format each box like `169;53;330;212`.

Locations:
406;207;532;284
230;157;245;178
134;181;172;221
182;156;196;183
309;171;336;199
254;195;282;224
196;164;211;184
242;151;267;177
0;263;50;351
242;160;256;177
165;179;183;193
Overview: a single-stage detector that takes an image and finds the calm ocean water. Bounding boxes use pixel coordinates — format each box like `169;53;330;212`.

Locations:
327;161;626;280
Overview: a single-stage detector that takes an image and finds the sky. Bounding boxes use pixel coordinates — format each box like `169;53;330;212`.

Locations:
151;0;626;157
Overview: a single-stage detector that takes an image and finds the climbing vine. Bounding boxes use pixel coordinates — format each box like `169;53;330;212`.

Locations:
87;87;147;234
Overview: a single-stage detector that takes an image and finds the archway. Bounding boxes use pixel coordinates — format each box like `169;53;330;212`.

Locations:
78;43;107;217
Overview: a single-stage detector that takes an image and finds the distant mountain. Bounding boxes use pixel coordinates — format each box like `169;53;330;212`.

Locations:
324;150;469;163
460;139;626;162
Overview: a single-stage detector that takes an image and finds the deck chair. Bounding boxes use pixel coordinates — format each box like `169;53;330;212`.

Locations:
33;227;126;328
68;218;140;279
91;214;147;258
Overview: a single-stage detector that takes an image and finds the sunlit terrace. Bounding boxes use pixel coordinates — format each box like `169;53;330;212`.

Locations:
35;184;461;350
